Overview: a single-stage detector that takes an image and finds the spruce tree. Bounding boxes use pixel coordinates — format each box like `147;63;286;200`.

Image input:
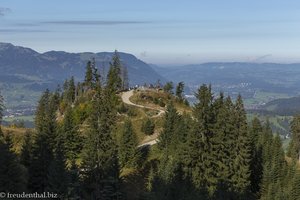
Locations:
158;102;180;150
67;76;76;103
175;81;184;101
61;106;83;164
212;94;234;193
85;60;93;89
63;79;69;102
231;95;251;196
81;85;122;199
20;130;32;169
119;120;139;168
46;140;69;198
0;133;27;192
157;102;181;183
0;93;27;192
261;133;287;200
91;57;100;86
259;122;273;197
67;161;81;199
106;51;123;92
249;117;264;196
76;82;82;99
152;103;197;199
182;84;219;196
28;90;58;192
28;126;54;192
163;82;174;94
271;135;286;183
141;118;155;135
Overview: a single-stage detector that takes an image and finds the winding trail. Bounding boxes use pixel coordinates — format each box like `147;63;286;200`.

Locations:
121;90;165;118
121;90;165;147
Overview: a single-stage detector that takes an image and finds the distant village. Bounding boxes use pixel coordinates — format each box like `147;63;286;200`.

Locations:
3;106;36;119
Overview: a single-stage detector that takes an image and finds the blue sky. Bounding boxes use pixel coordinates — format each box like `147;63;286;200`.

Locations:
0;0;300;65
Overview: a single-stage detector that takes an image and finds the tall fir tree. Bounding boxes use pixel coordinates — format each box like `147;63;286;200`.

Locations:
61;106;83;165
28;90;58;192
67;76;76;103
119;120;139;168
231;94;251;196
0;91;27;192
46;140;69;198
0;133;27;192
175;81;185;101
212;94;235;195
151;104;200;200
107;50;123;92
158;102;180;150
81;85;122;199
67;161;82;199
91;57;101;86
20;130;32;169
157;102;181;184
258;122;274;199
249;117;264;196
85;60;93;89
182;84;219;196
163;82;174;94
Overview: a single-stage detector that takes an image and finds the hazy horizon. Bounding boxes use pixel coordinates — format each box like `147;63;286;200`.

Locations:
3;42;300;67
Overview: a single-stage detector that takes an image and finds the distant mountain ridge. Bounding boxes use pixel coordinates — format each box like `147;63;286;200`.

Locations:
154;62;300;95
0;42;166;85
0;42;167;110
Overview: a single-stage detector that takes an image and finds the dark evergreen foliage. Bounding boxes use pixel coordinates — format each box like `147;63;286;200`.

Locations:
67;76;76;103
175;81;184;101
81;85;122;199
28;90;57;192
20;130;32;169
107;50;123;92
141;118;155;135
249;117;264;196
119;120;140;168
46;141;68;198
231;94;251;195
84;60;93;89
163;82;174;94
0;133;27;193
61;106;83;164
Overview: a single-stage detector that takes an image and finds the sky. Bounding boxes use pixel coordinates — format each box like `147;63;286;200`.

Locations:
1;0;300;65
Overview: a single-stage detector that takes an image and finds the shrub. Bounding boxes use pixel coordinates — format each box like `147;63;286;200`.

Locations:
141;118;155;135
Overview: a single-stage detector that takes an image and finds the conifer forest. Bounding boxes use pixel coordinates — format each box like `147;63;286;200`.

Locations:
0;52;300;200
